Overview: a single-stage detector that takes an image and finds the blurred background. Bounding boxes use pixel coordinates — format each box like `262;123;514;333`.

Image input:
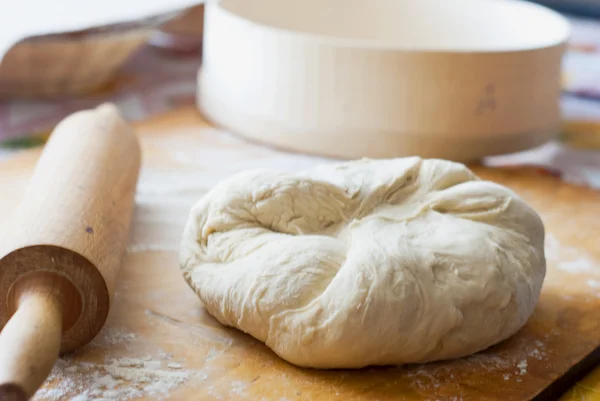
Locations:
0;1;599;187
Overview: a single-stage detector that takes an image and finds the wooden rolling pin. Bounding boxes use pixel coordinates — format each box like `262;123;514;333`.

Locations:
0;104;141;400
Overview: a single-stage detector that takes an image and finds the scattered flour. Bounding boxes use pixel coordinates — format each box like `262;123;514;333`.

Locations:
208;385;224;400
545;233;599;274
205;347;220;361
528;348;545;360
144;360;163;370
558;259;597;274
126;243;180;254
32;357;190;401
402;336;547;390
516;359;528;375
230;380;248;396
115;358;145;368
34;387;70;401
90;328;137;347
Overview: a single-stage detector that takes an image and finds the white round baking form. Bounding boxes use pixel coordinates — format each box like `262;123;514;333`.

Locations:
198;0;570;161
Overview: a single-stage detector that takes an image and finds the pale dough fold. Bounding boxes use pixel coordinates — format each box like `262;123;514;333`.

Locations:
179;158;545;369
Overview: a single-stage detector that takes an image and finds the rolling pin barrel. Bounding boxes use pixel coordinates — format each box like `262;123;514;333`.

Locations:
0;104;141;400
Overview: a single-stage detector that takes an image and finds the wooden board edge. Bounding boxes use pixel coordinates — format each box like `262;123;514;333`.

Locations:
534;344;600;400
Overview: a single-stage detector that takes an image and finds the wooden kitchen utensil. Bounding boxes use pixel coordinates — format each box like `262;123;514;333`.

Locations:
200;0;570;162
0;104;141;400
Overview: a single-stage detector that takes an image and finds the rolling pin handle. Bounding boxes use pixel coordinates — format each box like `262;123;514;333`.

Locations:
0;272;81;400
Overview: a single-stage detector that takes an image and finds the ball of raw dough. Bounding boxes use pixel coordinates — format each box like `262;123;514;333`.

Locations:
179;158;545;369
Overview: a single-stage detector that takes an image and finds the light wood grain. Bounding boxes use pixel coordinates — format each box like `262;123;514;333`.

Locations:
1;107;600;400
0;104;141;399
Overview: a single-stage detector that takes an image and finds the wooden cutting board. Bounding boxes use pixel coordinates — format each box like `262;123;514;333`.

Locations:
1;107;600;401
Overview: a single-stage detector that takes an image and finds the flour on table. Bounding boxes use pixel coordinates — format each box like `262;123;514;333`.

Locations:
89;327;137;347
516;359;528;375
528;347;545;360
208;385;224;400
113;358;145;368
205;347;220;361
33;357;190;401
402;336;546;391
545;233;599;274
230;380;248;396
126;243;180;254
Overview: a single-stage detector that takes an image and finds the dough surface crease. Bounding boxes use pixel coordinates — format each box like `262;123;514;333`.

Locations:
179;158;546;369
